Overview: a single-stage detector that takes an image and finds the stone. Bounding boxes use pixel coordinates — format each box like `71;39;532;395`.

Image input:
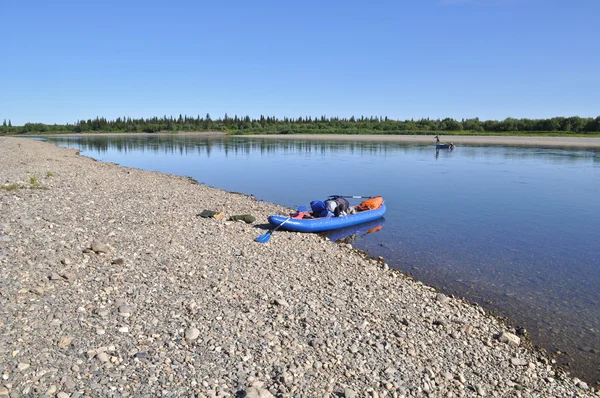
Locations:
274;298;289;307
185;327;200;341
436;293;449;303
96;352;110;362
16;363;30;371
245;386;274;398
91;242;110;253
498;332;520;347
577;381;589;390
62;272;76;281
462;324;474;334
118;305;133;316
511;357;528;366
49;272;64;281
344;387;358;398
58;337;73;349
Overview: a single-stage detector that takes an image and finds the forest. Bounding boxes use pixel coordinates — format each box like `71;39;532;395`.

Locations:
1;114;600;136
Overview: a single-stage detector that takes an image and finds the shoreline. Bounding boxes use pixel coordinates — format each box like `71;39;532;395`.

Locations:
20;132;600;148
244;134;600;148
1;136;597;396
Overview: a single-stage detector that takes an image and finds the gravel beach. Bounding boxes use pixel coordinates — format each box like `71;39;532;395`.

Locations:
0;136;596;397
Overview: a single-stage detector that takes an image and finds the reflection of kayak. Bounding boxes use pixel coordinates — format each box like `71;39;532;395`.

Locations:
322;217;385;242
268;204;386;233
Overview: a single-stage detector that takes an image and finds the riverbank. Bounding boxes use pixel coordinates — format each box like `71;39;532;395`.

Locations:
0;137;596;397
245;134;600;148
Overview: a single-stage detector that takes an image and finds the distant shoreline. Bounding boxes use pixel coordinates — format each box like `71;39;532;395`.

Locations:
246;134;600;148
23;132;600;148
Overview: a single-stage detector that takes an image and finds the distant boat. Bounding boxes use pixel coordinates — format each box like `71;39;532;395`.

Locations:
434;135;456;150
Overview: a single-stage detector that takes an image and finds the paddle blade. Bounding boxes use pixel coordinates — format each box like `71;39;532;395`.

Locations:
255;231;272;243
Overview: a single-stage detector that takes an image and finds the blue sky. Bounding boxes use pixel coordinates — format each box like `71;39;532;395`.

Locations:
1;0;599;125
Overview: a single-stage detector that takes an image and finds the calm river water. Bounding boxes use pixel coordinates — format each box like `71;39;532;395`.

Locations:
43;134;600;385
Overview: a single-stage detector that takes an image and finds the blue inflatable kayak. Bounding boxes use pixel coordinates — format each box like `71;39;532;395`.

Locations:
268;203;386;233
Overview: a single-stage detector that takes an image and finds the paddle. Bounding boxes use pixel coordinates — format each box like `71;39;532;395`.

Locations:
328;195;373;199
255;206;309;243
255;217;292;243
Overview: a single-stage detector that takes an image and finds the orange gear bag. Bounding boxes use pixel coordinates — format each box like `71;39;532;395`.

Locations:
357;196;383;211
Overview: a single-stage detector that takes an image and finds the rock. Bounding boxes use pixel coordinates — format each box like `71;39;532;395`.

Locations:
96;352;110;362
91;242;110;253
57;392;70;398
511;358;528;366
274;298;289;307
16;363;30;371
476;384;486;396
436;293;449;303
118;305;133;316
344;387;358;398
577;381;589;390
62;272;76;281
462;324;474;334
45;385;57;396
185;327;200;341
49;272;64;281
58;336;73;349
498;332;520;347
245;386;274;398
0;386;8;397
112;258;124;265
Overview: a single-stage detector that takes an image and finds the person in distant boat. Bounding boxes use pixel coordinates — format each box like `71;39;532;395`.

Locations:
435;135;440;143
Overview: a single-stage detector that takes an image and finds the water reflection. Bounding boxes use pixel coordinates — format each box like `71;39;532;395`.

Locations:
43;135;600;166
321;218;385;243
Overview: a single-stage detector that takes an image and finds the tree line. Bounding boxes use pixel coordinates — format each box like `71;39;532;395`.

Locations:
2;114;600;136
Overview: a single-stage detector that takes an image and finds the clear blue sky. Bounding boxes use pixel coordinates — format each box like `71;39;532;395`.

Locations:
2;0;599;125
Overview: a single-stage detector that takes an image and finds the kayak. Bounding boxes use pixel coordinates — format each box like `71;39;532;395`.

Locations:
268;203;386;233
436;143;456;149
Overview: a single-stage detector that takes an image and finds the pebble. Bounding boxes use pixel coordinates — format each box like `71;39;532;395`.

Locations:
344;387;358;398
96;352;110;362
91;242;110;253
16;363;29;372
498;331;521;347
185;327;200;341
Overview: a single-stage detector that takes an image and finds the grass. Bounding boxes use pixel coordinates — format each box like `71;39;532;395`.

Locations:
46;171;54;177
0;173;47;192
0;183;20;191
